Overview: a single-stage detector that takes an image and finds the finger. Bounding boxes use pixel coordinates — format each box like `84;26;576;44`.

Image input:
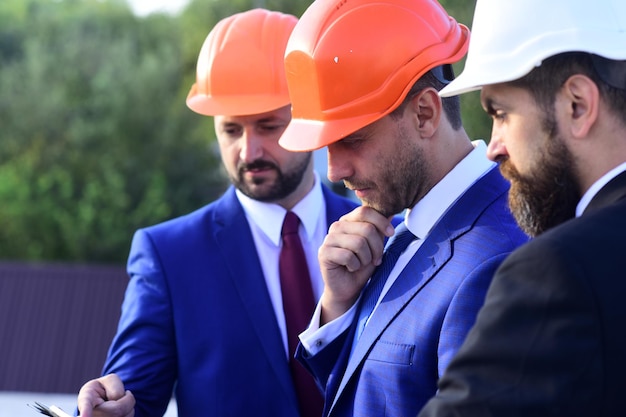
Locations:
77;374;127;417
98;374;126;401
321;232;379;272
325;220;387;267
339;206;395;238
92;391;135;417
77;379;108;417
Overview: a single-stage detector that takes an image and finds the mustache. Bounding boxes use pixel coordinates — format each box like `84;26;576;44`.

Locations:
343;178;374;191
498;157;519;181
238;160;279;173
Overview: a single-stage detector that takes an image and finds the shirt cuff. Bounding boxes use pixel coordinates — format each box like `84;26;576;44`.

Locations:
299;297;360;355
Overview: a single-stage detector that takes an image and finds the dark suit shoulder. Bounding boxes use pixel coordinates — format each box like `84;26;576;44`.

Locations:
502;197;626;285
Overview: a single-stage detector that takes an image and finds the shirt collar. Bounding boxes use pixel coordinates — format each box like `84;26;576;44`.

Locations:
236;172;324;246
576;161;626;216
405;140;496;239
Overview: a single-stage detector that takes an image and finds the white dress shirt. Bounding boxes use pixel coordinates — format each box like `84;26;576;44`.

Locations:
300;141;496;354
236;172;328;358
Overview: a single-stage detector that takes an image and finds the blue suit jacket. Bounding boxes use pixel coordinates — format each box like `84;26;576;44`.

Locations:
296;167;529;417
102;184;358;417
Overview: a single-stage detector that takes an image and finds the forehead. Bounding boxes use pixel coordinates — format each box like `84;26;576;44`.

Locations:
480;83;535;109
340;113;393;142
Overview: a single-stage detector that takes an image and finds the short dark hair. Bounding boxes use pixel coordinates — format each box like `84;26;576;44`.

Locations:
510;52;626;126
390;69;463;130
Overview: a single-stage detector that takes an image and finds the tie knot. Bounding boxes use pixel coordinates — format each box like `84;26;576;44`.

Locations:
282;211;301;236
385;223;416;255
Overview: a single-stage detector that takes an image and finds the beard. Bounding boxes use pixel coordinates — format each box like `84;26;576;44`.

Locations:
344;123;429;218
499;130;580;237
231;153;311;202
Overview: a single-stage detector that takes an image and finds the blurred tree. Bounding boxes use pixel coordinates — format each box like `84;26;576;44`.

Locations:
0;0;224;262
0;0;488;263
440;0;492;142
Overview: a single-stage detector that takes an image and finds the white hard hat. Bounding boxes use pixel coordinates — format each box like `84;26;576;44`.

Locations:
440;0;626;97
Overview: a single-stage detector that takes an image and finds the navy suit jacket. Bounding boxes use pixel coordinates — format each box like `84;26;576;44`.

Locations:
102;184;358;417
297;167;529;417
418;171;626;417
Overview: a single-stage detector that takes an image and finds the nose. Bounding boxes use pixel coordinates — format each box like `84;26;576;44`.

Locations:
239;128;263;163
486;128;507;162
326;145;352;183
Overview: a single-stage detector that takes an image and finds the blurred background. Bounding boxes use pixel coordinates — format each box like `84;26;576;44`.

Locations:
0;0;486;265
0;0;485;415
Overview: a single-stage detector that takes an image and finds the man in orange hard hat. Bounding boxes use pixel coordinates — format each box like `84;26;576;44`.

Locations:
74;9;358;417
417;0;626;416
278;0;528;416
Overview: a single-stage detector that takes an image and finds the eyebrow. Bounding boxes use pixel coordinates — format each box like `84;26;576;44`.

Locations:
342;125;374;142
220;116;282;127
256;116;278;122
482;97;497;115
220;121;241;128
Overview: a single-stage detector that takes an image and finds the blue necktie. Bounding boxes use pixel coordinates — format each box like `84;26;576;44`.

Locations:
354;222;416;341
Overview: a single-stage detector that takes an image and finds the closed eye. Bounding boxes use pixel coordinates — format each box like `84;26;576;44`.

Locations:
485;102;506;122
258;122;287;133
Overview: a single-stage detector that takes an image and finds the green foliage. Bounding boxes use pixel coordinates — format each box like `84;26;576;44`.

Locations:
0;0;489;263
0;0;224;263
440;0;492;142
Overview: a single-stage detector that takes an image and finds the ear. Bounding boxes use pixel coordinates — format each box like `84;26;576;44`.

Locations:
560;74;599;138
409;87;441;138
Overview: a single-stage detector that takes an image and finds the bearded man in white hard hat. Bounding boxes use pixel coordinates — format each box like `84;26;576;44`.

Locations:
418;0;626;416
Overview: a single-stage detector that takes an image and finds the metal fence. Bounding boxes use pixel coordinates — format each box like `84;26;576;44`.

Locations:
0;262;127;393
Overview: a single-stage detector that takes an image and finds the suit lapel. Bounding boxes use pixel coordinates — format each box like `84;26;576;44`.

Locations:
211;187;297;407
330;225;453;411
210;185;357;413
329;167;509;413
354;225;452;355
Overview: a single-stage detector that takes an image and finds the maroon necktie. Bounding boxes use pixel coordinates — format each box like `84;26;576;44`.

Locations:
279;211;324;417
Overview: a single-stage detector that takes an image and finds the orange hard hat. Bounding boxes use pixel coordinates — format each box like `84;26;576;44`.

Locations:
186;8;297;116
279;0;469;152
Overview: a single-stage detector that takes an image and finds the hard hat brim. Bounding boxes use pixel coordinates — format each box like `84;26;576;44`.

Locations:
439;39;626;98
186;83;291;116
439;0;626;98
439;72;485;97
279;112;384;152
